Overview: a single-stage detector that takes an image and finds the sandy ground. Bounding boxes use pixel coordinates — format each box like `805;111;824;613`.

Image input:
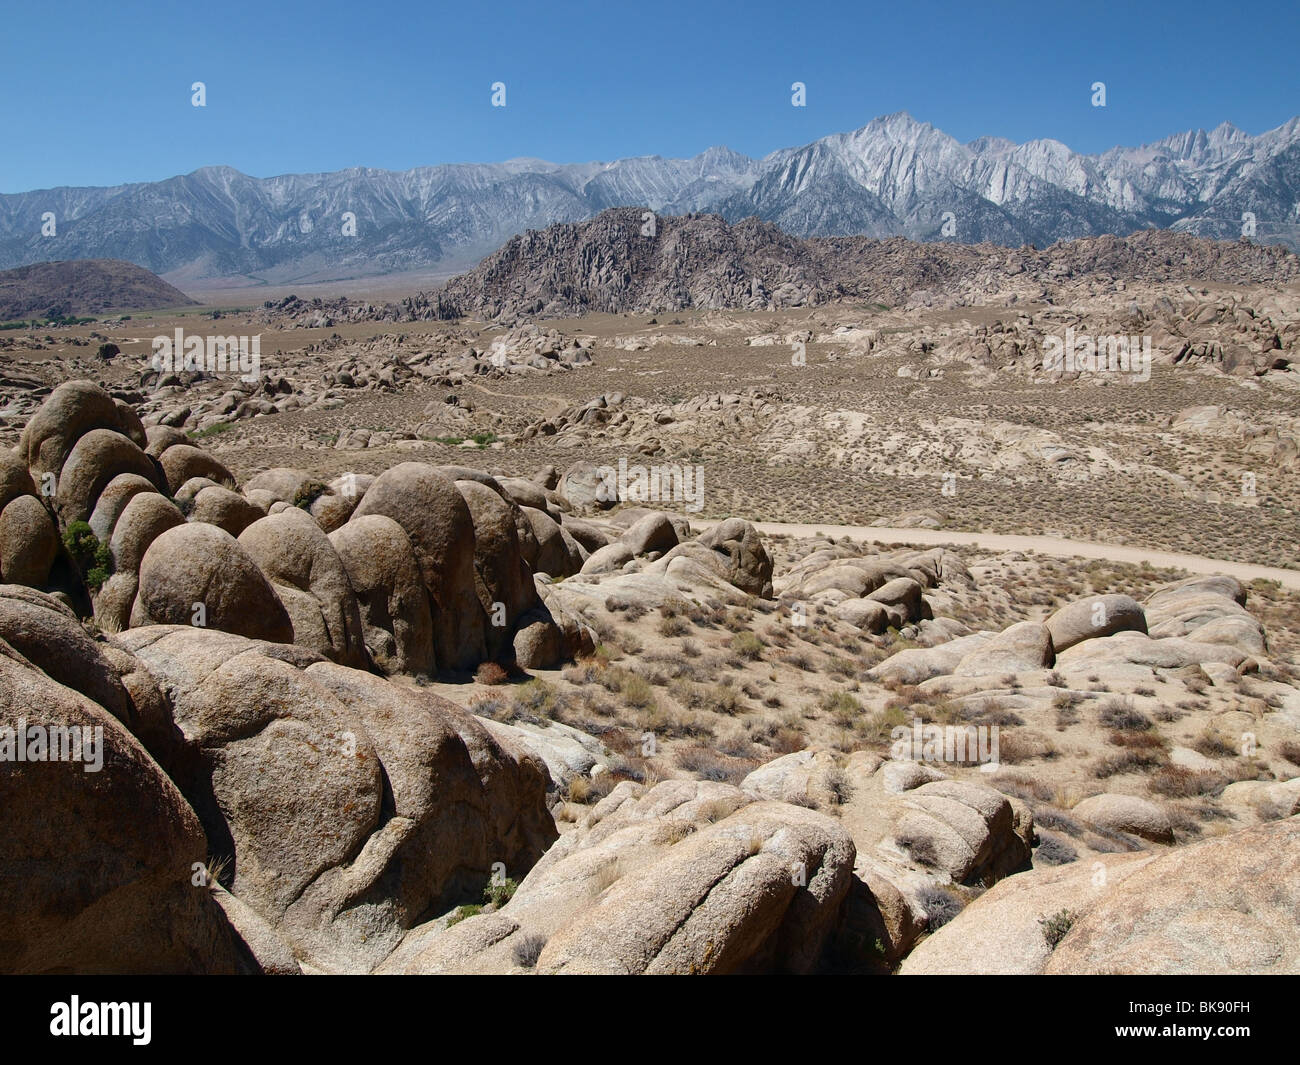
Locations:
693;520;1300;590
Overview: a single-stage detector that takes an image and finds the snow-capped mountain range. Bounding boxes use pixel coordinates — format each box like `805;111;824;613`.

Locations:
3;112;1297;284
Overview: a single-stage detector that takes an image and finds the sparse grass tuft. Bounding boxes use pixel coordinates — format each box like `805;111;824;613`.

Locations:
1038;908;1077;948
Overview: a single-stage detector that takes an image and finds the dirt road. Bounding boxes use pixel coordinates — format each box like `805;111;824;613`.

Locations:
692;520;1300;591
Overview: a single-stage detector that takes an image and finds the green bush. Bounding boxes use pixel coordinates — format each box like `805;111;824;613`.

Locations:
62;520;113;592
483;877;519;908
447;904;481;926
187;421;232;440
291;480;329;510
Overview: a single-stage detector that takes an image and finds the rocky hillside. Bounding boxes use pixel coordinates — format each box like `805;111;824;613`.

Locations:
430;209;1300;322
0;259;196;321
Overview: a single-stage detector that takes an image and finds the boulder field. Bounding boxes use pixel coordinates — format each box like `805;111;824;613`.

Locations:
0;379;1296;975
0;380;825;973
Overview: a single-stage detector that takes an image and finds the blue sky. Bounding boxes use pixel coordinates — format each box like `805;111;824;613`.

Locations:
2;0;1296;192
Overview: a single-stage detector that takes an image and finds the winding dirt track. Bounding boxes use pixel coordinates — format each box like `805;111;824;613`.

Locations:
692;520;1300;591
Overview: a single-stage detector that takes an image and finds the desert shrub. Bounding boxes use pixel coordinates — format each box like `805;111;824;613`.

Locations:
1093;748;1164;777
512;678;557;719
620;673;656;710
703;682;743;716
824;766;853;806
1191;730;1236;759
996;730;1057;764
1163;806;1207;839
897;832;940;869
1259;798;1296;821
669;677;705;710
729;631;765;661
660;819;696;845
1097;697;1152;732
1054;704;1081;729
447;904;481;926
474;661;509;686
827;655;858;679
609;598;647;622
658;599;691;619
990;771;1056;803
687;604;717;628
1038;909;1077;948
676;745;745;783
598;665;627;694
483;877;519;909
658;615;691;638
770;727;806;754
512;933;547;969
819;689;861;722
62;520;113;592
1109;729;1167;750
916;886;964;929
468;694;508;720
860;704;907;743
291;479;329;510
562;660;599;686
1034;833;1079;866
716;727;757;759
764;623;791;647
1148;765;1227;798
722;610;754;634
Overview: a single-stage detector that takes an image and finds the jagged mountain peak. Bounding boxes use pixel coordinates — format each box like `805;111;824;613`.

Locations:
2;112;1297;283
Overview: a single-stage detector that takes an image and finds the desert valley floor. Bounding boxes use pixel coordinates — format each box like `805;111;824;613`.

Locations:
3;258;1299;975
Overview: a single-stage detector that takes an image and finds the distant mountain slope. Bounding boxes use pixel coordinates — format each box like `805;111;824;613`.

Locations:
2;113;1298;283
0;259;197;320
392;209;1300;323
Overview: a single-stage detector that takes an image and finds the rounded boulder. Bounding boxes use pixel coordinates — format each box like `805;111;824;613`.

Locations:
137;522;293;643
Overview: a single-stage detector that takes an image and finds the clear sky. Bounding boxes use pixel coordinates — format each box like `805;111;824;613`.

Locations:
2;0;1296;192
